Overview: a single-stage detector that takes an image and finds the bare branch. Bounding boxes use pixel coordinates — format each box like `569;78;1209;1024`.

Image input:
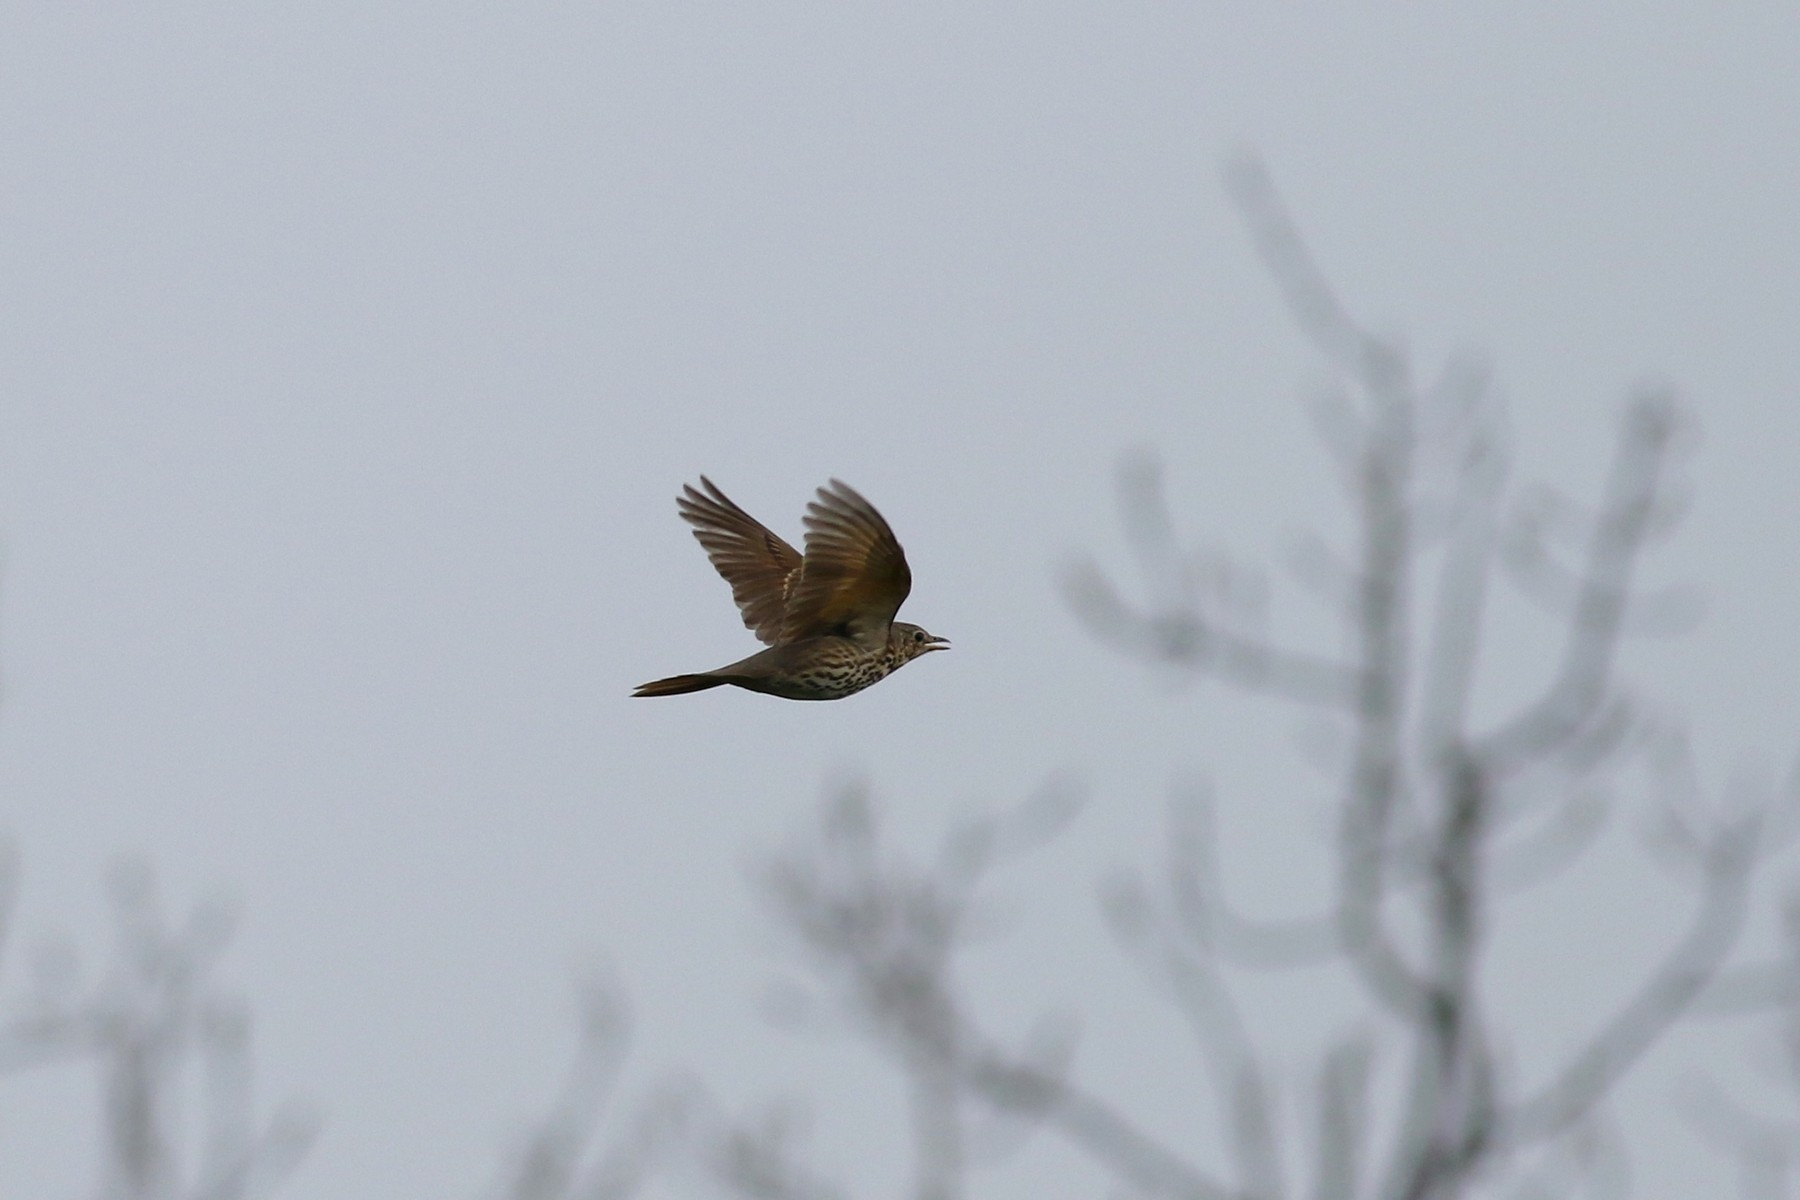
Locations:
198;1000;254;1193
750;157;1785;1200
1164;786;1337;970
491;978;639;1200
936;774;1085;898
1381;752;1498;1200
1223;152;1387;384
574;1082;696;1200
0;1005;92;1072
1489;790;1609;893
1068;433;1357;706
1100;872;1280;1198
1333;387;1439;1029
1311;1034;1374;1200
1503;1116;1632;1200
706;1104;850;1200
963;1049;1235;1200
1504;818;1760;1146
1063;561;1356;706
959;1014;1079;1169
763;790;1236;1200
192;1104;320;1200
1413;448;1500;757
1700;883;1800;1015
1499;509;1703;638
0;859;313;1200
1229;1062;1286;1200
1479;392;1684;772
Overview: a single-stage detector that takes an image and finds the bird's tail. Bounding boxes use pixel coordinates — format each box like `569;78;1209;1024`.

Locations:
632;673;728;697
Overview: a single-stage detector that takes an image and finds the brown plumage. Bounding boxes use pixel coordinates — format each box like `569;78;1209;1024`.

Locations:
634;478;949;700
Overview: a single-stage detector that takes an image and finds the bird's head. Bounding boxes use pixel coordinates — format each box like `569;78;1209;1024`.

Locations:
891;622;951;662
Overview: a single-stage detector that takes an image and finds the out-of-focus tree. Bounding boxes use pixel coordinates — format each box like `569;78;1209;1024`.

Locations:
0;854;317;1200
1683;840;1800;1199
715;158;1797;1200
481;977;692;1200
0;847;687;1200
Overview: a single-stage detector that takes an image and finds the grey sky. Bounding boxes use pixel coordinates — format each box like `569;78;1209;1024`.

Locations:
2;3;1798;1196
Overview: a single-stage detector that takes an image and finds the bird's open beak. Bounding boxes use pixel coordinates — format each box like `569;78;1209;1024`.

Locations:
924;636;951;652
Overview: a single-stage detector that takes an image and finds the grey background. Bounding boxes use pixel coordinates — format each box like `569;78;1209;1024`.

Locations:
2;3;1797;1196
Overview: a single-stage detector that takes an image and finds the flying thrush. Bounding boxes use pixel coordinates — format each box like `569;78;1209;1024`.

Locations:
633;478;949;700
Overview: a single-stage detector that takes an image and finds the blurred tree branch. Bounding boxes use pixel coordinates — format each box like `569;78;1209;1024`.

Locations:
736;782;1236;1200
484;974;694;1200
1058;154;1784;1200
734;154;1794;1200
0;857;317;1200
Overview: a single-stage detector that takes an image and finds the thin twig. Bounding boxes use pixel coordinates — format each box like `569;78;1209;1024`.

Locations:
1503;819;1760;1145
1478;393;1680;772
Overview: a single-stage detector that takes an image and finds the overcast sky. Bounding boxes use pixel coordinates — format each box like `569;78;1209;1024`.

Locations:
3;3;1799;1197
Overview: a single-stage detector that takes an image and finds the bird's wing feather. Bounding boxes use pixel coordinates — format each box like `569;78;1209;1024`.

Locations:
678;477;803;646
782;479;912;645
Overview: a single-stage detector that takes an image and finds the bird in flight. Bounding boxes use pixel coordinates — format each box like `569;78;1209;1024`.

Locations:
633;478;949;700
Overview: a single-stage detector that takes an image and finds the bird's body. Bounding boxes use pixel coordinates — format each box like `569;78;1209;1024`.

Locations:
634;478;947;700
632;627;938;701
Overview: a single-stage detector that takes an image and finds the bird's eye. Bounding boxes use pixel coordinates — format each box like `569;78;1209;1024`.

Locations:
914;630;926;643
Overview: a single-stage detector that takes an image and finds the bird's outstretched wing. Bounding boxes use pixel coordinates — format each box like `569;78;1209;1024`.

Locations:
782;479;912;646
678;477;803;646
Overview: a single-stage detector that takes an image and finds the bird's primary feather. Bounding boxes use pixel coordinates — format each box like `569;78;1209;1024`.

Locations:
677;476;804;646
781;479;913;646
